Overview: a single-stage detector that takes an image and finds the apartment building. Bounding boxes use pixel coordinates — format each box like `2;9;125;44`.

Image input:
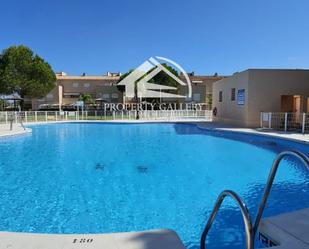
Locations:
30;72;225;110
31;72;122;110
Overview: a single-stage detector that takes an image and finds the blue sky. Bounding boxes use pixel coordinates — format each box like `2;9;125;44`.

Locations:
1;0;309;76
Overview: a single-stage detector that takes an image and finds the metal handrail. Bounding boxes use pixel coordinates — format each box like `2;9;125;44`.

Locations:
18;114;26;130
200;190;254;249
252;150;309;236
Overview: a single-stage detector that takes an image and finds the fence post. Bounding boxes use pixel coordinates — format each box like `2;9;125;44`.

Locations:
25;112;28;123
5;111;8;124
45;111;48;122
268;112;272;129
284;113;288;132
95;110;97;119
260;112;263;128
302;113;306;134
66;111;68;120
121;111;124;120
55;112;58;121
14;112;17;124
35;111;38;122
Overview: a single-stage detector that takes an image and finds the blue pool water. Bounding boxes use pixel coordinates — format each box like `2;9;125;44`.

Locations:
0;123;309;249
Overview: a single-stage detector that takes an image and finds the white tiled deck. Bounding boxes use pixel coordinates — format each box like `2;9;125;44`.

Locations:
0;124;31;138
197;122;309;143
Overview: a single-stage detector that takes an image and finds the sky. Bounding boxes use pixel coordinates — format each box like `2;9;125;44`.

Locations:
1;0;309;76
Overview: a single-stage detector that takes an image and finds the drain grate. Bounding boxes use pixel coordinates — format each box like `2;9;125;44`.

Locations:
137;165;148;173
95;163;105;171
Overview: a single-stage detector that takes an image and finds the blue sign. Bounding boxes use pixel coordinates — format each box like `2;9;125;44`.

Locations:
237;89;245;105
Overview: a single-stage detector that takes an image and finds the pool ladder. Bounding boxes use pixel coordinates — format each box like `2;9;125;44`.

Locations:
200;150;309;249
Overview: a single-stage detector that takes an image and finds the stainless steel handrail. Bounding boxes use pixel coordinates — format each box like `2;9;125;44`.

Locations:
252;150;309;236
19;115;26;130
200;190;254;249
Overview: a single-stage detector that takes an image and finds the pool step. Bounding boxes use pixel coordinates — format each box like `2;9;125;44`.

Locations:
259;208;309;249
0;229;185;249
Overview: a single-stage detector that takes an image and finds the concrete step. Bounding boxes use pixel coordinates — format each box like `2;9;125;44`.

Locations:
259;208;309;249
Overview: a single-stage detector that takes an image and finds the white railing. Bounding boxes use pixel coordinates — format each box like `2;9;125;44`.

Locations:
0;110;212;124
260;112;309;134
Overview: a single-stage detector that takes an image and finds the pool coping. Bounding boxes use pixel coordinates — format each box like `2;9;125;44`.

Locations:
196;123;309;145
3;120;309;145
0;229;186;249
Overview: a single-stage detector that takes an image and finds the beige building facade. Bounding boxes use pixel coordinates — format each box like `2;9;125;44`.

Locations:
32;72;121;110
178;75;225;107
212;69;309;127
30;72;224;110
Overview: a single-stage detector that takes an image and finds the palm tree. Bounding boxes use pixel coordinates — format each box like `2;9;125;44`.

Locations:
79;94;94;109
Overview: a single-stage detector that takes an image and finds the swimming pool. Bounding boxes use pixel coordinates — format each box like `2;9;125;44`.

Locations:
0;123;308;249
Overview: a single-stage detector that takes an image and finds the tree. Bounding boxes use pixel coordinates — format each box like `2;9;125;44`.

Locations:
0;45;56;109
149;63;179;88
79;93;93;104
79;93;94;109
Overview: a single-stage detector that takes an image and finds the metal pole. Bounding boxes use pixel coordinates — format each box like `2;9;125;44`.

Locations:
302;113;306;134
268;112;272;129
284;113;288;132
260;112;263;128
200;190;253;249
35;111;38;122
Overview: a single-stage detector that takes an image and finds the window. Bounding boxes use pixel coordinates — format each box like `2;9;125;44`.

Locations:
193;93;201;101
102;94;110;99
63;93;80;98
219;91;223;102
231;88;236;101
102;82;113;86
111;93;118;99
73;83;79;88
46;94;53;99
84;83;90;88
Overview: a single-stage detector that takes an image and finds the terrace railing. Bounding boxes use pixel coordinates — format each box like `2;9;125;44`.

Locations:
0;110;212;124
260;112;309;133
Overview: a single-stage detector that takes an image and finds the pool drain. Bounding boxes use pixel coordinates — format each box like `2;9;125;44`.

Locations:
95;163;105;171
137;165;148;173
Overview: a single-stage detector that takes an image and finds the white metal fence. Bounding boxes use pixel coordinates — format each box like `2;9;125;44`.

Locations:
0;110;212;124
260;112;309;134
